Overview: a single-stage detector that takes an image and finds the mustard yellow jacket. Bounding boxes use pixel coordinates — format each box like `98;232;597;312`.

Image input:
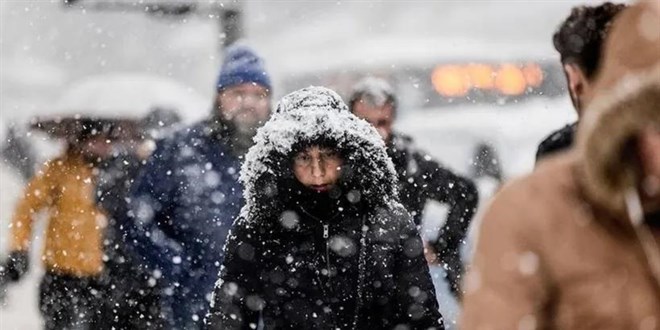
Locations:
10;152;106;276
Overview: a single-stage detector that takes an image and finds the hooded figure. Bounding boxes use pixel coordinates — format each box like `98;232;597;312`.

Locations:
461;2;660;328
206;87;443;330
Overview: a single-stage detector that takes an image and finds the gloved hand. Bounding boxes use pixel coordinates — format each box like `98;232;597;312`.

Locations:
0;251;29;283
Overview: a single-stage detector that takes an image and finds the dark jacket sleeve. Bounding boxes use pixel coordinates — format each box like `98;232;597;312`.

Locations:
206;217;262;330
415;153;478;256
97;155;142;229
122;138;190;282
393;207;445;329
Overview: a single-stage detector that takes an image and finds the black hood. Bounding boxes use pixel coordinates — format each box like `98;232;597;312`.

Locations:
240;86;399;221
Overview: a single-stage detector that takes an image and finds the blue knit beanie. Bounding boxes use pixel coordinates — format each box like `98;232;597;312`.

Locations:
216;44;271;92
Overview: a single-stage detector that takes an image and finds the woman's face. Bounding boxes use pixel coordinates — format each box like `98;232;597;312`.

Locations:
292;146;343;192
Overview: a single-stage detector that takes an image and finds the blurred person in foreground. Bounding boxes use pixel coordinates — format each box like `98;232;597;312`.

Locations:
461;1;660;328
124;43;272;329
207;86;443;329
536;2;626;162
96;108;181;329
349;78;478;298
0;120;117;330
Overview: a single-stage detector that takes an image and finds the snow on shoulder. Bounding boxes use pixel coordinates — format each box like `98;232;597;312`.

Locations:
240;86;399;219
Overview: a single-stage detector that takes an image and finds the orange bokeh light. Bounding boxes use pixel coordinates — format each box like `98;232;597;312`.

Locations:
522;63;544;87
432;62;542;97
494;64;527;95
466;63;494;89
432;65;470;97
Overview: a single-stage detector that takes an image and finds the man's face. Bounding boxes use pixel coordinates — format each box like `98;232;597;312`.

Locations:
352;99;394;142
216;83;271;134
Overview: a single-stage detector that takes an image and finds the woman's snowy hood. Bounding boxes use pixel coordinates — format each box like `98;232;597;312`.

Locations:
240;86;398;219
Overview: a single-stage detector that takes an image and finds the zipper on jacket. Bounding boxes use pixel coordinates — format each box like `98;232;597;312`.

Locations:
298;207;340;329
323;224;331;277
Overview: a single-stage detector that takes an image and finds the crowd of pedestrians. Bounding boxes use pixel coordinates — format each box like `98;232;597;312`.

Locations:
0;1;658;329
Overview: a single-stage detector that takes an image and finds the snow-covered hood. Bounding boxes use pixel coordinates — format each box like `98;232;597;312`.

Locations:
577;2;660;216
578;67;660;216
240;86;398;220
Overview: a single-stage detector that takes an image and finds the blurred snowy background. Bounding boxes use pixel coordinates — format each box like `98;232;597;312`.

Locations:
1;1;616;328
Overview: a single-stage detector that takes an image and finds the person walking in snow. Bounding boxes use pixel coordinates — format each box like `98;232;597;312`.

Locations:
123;43;272;329
461;1;660;328
96;108;181;329
0;120;118;330
348;77;478;298
206;86;444;330
536;2;626;162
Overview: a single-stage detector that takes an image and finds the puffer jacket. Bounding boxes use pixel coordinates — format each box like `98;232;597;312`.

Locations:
10;152;106;276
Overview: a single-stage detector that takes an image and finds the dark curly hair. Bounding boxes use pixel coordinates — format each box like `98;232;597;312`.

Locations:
553;2;627;80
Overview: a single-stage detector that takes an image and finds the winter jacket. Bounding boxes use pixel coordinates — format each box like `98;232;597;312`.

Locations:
535;122;576;162
124;119;244;328
388;133;478;297
97;153;142;268
9;152;106;276
461;3;660;328
207;87;443;330
96;153;164;329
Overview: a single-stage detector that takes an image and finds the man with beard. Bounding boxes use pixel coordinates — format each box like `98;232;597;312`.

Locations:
349;78;478;298
124;44;272;329
536;2;626;162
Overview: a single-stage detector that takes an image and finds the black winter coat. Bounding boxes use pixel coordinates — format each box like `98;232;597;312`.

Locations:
206;87;443;330
388;133;478;297
96;154;164;329
209;199;442;330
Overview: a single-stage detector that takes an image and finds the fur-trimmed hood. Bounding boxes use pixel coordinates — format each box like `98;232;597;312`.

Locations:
578;68;660;216
239;86;398;221
577;0;660;216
